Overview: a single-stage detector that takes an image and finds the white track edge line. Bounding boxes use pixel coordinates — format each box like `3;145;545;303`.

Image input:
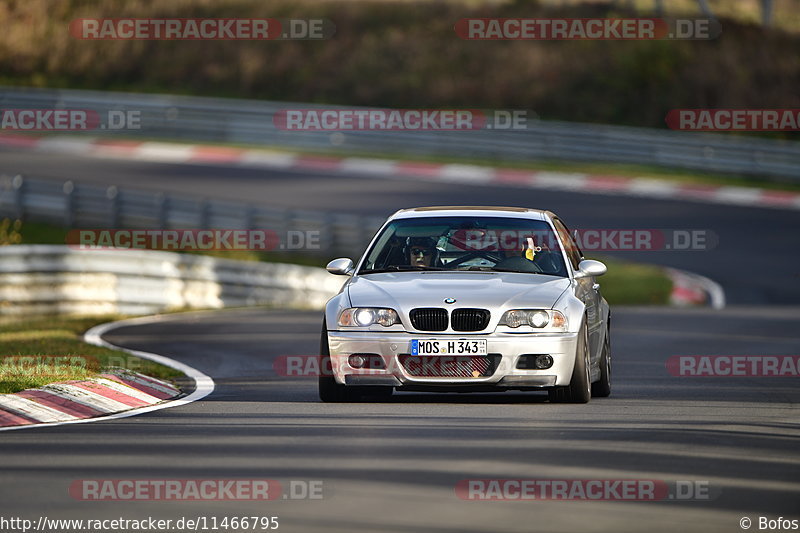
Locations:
0;314;215;432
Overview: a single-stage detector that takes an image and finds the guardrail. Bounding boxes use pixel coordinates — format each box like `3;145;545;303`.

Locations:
0;174;385;257
0;245;344;315
1;87;799;181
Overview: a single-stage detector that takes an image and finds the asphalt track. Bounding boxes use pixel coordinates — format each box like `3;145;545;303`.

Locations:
0;149;799;533
0;307;798;533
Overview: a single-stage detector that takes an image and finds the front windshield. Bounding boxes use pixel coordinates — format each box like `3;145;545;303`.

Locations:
359;216;568;277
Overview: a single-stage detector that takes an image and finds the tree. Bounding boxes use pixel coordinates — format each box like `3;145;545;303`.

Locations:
695;0;715;18
761;0;774;27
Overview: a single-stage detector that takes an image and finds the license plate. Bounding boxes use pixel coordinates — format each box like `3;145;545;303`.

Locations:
411;339;488;356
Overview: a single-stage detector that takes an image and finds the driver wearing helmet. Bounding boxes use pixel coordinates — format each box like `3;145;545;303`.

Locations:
405;237;439;267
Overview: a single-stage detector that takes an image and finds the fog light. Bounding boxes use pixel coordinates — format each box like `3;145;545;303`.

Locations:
534;355;554;369
349;355;366;368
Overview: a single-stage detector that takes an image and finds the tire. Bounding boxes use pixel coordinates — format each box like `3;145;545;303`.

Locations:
549;321;591;404
318;321;392;402
319;321;355;402
591;326;611;398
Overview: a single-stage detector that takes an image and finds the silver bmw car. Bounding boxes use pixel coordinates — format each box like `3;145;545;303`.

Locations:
320;206;611;403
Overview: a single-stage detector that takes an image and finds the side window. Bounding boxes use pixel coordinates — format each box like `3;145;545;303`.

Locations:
553;219;582;271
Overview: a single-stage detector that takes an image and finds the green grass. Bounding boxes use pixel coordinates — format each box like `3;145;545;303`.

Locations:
184;249;328;267
590;255;673;305
0;315;183;394
8;219;68;245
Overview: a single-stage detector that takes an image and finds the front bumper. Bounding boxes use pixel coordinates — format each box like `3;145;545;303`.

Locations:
327;331;579;388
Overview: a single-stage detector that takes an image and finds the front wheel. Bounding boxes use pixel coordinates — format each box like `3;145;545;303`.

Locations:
549;321;591;404
591;327;611;398
318;322;392;402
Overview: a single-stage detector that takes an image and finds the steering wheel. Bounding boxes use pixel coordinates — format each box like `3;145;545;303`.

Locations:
447;251;506;268
492;255;544;273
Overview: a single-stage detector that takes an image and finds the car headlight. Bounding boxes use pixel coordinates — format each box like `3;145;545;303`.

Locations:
499;309;567;331
338;307;401;327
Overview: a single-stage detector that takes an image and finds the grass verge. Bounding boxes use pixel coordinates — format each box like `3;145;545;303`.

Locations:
0;315;183;394
588;256;673;305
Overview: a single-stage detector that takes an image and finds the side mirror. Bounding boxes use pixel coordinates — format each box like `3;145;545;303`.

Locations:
575;259;607;279
326;258;354;276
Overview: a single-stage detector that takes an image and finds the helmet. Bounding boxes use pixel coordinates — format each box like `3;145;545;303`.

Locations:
404;236;439;265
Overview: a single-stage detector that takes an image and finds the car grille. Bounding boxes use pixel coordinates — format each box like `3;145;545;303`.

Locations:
409;308;448;331
398;354;501;378
409;308;491;331
451;309;491;332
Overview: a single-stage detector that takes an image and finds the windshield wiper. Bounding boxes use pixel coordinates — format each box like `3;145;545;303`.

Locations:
359;265;447;274
488;267;540;274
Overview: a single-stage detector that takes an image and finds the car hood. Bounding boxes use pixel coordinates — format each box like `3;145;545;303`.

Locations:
347;272;571;312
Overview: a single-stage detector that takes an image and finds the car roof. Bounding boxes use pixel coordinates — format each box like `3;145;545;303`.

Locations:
389;206;553;221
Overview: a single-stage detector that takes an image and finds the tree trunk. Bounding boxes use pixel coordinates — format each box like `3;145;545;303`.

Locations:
761;0;774;27
695;0;715;18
